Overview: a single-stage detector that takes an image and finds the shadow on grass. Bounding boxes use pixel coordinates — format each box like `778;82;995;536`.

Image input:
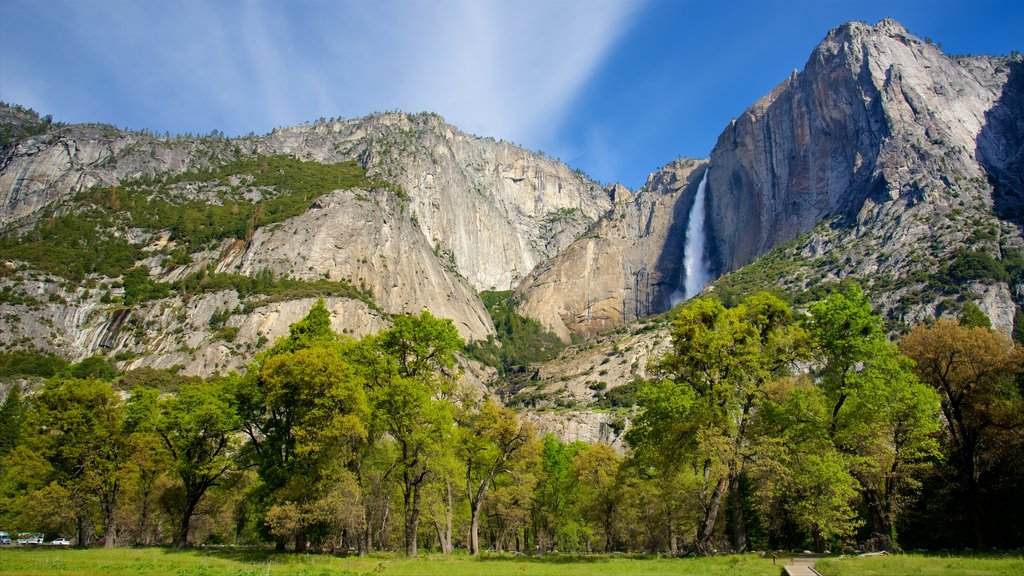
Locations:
157;546;671;565
157;545;278;563
475;553;608;564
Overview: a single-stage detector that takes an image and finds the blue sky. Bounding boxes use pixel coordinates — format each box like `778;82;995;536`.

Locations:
1;0;1021;189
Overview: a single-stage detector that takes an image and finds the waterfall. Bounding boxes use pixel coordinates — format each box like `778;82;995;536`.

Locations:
671;169;710;306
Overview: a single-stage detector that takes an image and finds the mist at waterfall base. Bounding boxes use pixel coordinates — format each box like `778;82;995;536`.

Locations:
670;169;710;307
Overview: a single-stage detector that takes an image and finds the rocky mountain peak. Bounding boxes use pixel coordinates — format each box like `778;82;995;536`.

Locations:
512;18;1022;342
705;17;1021;277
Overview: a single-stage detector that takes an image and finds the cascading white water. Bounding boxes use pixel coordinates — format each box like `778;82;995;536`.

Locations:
683;169;709;299
670;168;710;306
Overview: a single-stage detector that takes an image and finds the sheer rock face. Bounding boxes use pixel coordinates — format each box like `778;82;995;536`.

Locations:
1;113;611;290
222;188;494;341
524;410;626;451
0;125;208;227
704;18;1023;276
0;275;388;376
256;113;612;292
0;112;610;373
515;158;707;341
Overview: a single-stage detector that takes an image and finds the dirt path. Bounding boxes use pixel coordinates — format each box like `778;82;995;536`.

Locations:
784;554;823;575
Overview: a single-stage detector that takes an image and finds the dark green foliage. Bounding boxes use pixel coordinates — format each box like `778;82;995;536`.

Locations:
894;249;1022;317
69;355;119;380
271;297;335;354
711;235;812;306
464;290;565;374
0;385;26;457
0;212;143;281
118;366;198;393
943;250;1010;285
792;278;863;306
0;350;68;378
0;286;41;306
960;301;992;329
90;155;387;252
1001;250;1024;283
122;266;170;305
1014;308;1024;344
174;269;379;311
0;155;394;282
595;377;644;408
0;102;58;148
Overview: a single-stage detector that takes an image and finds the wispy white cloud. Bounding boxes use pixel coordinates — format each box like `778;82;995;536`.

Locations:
374;0;642;146
1;0;641;147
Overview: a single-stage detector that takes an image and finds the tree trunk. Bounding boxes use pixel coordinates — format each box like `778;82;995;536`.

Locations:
174;498;199;548
76;515;86;548
862;486;895;551
966;469;985;549
434;520;452;555
696;475;728;554
604;508;614;552
404;482;421;556
139;479;154;546
728;475;747;553
101;485;118;548
359;506;370;556
470;503;482;555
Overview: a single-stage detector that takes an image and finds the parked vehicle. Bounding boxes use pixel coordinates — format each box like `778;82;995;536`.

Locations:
0;531;11;545
50;538;71;546
15;533;43;545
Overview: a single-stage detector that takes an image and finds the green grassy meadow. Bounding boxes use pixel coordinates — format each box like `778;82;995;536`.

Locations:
3;548;1024;576
0;548;780;576
815;553;1024;575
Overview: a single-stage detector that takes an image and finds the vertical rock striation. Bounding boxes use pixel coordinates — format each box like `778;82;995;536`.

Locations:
704;18;1021;276
515;158;707;341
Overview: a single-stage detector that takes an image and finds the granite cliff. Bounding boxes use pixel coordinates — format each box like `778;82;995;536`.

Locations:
515;18;1024;340
706;18;1023;276
515;158;707;342
0;111;610;376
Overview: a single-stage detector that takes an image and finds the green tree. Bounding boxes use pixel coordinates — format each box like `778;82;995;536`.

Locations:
234;299;369;551
571;443;623;552
68;356;118;380
370;310;463;556
157;378;240;548
754;377;865;549
120;386;169;546
806;285;940;550
26;378;129;547
631;293;807;553
900;319;1024;548
532;435;587;552
457;398;539;555
0;385;26;457
959;301;992;329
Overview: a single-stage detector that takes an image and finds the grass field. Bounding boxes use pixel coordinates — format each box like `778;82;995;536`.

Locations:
2;547;1022;576
0;547;781;576
815;552;1024;575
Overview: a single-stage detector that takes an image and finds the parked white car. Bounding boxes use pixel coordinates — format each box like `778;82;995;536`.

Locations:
50;538;71;546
